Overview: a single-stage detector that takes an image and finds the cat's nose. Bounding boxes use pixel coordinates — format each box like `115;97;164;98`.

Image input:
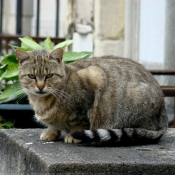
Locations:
37;85;45;91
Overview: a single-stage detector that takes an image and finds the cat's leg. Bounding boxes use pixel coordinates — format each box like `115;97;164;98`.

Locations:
40;128;61;141
67;103;167;145
89;92;111;130
76;66;107;130
64;118;90;144
65;82;168;144
64;93;108;144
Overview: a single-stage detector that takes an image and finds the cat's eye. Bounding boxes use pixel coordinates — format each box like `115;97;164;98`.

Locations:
28;74;36;79
46;74;53;78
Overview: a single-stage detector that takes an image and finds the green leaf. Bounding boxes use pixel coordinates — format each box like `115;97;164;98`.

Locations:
42;37;53;50
0;81;23;103
2;69;18;80
0;54;19;80
63;52;92;63
0;64;7;69
80;52;93;57
53;40;74;49
8;45;31;52
8;44;19;52
1;54;18;64
19;37;42;50
20;36;36;49
0;64;7;78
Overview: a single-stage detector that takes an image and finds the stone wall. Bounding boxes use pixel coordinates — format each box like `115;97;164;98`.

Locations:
66;0;93;52
94;0;125;57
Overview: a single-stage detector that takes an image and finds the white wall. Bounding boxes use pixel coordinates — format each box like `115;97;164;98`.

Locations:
2;0;33;35
59;0;67;38
139;0;165;64
32;0;67;37
2;0;17;34
71;0;93;52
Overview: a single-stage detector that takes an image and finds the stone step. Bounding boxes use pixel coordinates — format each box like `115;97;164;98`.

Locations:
0;129;175;174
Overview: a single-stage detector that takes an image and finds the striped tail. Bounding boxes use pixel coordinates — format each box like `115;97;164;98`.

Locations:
66;128;167;145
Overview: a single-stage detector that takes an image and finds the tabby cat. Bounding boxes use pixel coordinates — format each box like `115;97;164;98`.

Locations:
16;48;168;145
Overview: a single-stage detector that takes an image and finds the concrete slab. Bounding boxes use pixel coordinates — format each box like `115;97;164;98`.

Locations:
0;129;175;174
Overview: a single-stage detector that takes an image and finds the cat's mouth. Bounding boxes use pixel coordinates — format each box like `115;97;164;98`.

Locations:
36;91;47;95
36;92;46;94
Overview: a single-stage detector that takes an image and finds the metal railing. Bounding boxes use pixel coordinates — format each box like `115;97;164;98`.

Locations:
0;0;64;55
0;0;60;36
0;34;65;53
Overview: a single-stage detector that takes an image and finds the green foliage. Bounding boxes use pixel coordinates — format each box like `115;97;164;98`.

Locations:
0;37;92;104
0;116;15;129
0;54;19;81
0;81;23;103
63;52;92;63
53;40;74;49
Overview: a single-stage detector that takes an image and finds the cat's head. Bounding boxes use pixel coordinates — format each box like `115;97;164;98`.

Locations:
16;48;65;97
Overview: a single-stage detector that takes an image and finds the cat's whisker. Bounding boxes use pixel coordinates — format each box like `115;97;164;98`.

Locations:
48;89;64;106
5;86;23;94
57;91;69;99
54;89;72;100
12;93;27;104
47;87;71;102
48;89;71;110
50;91;67;111
50;91;61;103
22;88;33;95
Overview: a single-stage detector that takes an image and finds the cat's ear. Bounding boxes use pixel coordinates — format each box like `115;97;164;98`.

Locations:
16;50;30;65
49;48;64;63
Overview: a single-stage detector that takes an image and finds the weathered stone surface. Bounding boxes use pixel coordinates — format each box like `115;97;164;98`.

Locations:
94;0;125;57
0;129;175;174
94;0;125;40
94;39;124;57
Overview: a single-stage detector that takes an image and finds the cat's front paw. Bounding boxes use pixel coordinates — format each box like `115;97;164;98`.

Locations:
40;129;60;141
64;133;82;144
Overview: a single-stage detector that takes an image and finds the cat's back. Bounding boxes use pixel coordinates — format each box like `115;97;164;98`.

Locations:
71;56;147;74
70;56;159;87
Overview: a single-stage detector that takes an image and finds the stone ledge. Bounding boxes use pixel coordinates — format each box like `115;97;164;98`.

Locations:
0;129;175;175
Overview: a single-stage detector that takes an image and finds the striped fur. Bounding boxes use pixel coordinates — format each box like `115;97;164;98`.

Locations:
69;128;165;145
16;48;168;145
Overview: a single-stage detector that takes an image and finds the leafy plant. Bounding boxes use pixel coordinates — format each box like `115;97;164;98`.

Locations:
0;37;92;104
0;116;15;129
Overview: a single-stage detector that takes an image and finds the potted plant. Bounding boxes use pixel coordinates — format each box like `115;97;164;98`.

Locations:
0;37;92;128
